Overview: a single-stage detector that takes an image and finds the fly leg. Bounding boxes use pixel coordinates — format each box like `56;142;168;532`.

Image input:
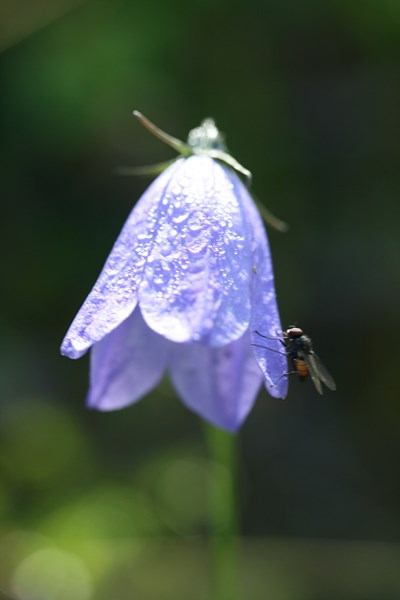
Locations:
252;343;287;356
270;370;298;388
254;330;286;348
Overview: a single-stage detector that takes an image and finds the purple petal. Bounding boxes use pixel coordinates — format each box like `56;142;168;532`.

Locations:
138;156;252;346
170;331;263;432
88;307;170;410
61;160;184;359
230;173;288;398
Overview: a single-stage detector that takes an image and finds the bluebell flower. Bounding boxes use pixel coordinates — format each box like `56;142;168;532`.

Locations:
61;114;287;432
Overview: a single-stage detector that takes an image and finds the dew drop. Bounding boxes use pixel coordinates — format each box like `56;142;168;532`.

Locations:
188;221;203;233
160;242;172;257
187;211;205;232
173;213;189;224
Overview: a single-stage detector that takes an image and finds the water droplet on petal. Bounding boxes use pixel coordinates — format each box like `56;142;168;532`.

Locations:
137;231;151;241
173;213;189;224
187;211;204;232
160;242;172;257
134;257;146;268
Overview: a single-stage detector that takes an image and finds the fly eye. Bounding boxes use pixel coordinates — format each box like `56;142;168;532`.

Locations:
287;327;303;337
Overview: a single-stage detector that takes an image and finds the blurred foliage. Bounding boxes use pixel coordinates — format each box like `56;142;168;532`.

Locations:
1;0;400;598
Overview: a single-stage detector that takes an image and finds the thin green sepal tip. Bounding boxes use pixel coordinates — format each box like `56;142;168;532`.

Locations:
133;111;192;157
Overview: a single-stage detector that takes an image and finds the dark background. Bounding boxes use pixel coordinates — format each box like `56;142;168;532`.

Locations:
1;1;400;598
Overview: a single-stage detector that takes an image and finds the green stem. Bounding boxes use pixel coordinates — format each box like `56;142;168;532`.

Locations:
205;424;239;600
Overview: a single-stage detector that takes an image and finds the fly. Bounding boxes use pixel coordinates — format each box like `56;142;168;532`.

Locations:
254;325;336;394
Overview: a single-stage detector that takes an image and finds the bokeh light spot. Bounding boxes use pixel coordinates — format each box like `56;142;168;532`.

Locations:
12;547;92;600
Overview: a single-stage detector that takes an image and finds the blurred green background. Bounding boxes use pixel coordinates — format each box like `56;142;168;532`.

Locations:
1;0;400;598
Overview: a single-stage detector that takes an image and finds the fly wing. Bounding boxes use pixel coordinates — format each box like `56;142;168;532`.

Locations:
305;354;323;394
307;352;336;392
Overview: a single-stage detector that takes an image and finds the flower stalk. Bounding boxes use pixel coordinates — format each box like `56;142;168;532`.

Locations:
206;424;239;600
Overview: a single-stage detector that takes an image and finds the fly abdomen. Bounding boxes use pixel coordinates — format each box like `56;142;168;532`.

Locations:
294;358;309;380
